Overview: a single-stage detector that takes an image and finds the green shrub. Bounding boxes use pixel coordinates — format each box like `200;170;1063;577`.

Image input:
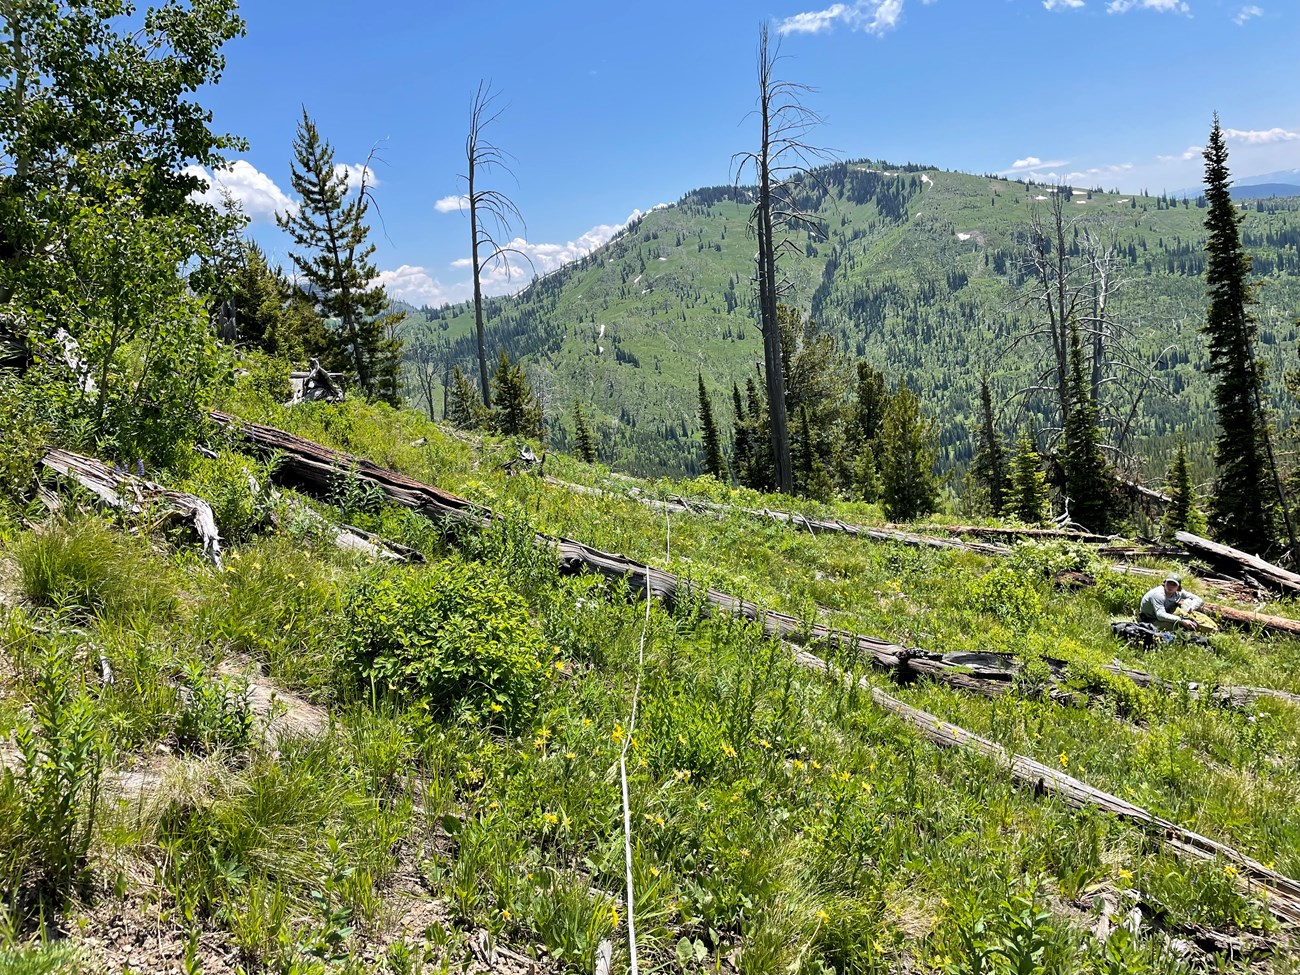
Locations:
12;516;174;618
1007;540;1101;578
341;560;552;725
172;448;274;545
968;566;1044;631
174;660;255;755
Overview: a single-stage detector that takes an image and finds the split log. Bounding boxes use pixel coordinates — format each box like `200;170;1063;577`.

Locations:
1175;532;1300;597
41;449;223;569
791;647;1300;925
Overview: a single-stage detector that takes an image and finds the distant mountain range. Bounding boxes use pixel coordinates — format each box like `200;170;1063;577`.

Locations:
1175;170;1300;200
400;162;1300;481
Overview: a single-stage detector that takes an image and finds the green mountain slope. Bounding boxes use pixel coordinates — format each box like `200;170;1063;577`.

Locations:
405;162;1300;481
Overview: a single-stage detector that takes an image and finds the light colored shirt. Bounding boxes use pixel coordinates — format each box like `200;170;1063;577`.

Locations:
1138;585;1203;625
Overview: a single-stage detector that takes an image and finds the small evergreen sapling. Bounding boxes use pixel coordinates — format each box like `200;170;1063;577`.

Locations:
573;402;597;464
879;383;939;521
491;351;543;439
1009;428;1050;524
1160;439;1207;541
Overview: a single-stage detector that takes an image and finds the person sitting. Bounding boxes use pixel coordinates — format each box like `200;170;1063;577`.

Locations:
1138;573;1206;632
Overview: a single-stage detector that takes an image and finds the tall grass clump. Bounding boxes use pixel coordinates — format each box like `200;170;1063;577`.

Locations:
11;516;174;618
341;559;553;727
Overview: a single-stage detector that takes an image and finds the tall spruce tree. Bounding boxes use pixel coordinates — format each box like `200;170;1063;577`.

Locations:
1201;115;1287;552
731;383;752;484
697;373;727;480
879;383;940;522
277;109;402;404
446;367;485;429
573;402;597;464
971;373;1009;516
1060;325;1113;533
1009;429;1050;524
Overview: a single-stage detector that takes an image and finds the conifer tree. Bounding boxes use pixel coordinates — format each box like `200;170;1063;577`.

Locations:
879;383;940;521
852;447;881;504
697;373;727;480
573;402;597;464
1060;325;1113;533
794;404;815;496
852;362;889;454
1160;439;1206;542
491;350;542;438
1201;115;1286;552
731;383;752;484
971;373;1009;516
1008;429;1050;524
446;367;485;429
739;377;774;491
277;109;402;404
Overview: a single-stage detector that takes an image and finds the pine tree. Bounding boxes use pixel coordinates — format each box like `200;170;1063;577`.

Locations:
879;383;940;521
970;373;1009;515
1059;325;1113;533
573;402;597;464
697;373;727;480
446;367;485;429
277;109;403;404
794;404;815;496
1160;439;1206;542
491;351;543;438
852;361;889;453
738;377;774;491
1201;114;1284;552
1008;428;1050;524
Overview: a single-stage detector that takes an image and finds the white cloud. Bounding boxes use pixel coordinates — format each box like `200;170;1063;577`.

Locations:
333;162;378;191
434;194;468;213
776;0;916;36
183;160;296;222
1043;0;1085;10
1224;126;1298;144
373;266;469;308
1107;0;1190;13
1000;155;1068;175
1233;4;1262;24
777;3;848;33
379;208;664;308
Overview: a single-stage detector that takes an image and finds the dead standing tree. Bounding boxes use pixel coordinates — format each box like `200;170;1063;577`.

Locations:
1009;190;1169;472
732;24;830;495
460;81;532;408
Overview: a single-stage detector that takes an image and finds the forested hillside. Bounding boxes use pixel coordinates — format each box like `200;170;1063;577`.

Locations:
407;163;1300;481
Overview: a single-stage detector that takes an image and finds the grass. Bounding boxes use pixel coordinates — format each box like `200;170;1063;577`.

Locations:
3;389;1300;971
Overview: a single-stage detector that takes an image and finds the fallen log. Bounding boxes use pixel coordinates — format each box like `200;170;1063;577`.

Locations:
42;449;223;569
1175;532;1300;597
211;413;1300;710
791;647;1300;925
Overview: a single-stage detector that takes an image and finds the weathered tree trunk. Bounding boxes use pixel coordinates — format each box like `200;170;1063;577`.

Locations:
1176;531;1300;596
41;449;223;568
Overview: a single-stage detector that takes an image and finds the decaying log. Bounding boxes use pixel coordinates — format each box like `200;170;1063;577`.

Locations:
41;449;223;569
791;647;1300;925
1175;532;1300;597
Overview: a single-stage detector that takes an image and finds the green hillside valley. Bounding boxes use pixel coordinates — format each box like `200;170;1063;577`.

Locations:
412;166;1300;481
7;1;1300;974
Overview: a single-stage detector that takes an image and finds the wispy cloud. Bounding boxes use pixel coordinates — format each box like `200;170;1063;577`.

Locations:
1233;4;1262;24
1043;0;1085;10
434;194;469;213
1156;145;1203;162
1224;126;1298;144
379;208;668;307
777;0;914;36
1107;0;1190;14
999;155;1069;175
183;160;296;222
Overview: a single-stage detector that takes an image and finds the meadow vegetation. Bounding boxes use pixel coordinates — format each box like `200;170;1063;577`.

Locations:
2;384;1300;973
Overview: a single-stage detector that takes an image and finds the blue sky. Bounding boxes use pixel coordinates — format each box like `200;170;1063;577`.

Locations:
191;0;1300;308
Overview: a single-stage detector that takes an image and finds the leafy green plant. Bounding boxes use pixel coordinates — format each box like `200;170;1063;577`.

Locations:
174;660;254;755
341;560;552;725
13;643;104;898
967;567;1043;631
172;448;275;545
